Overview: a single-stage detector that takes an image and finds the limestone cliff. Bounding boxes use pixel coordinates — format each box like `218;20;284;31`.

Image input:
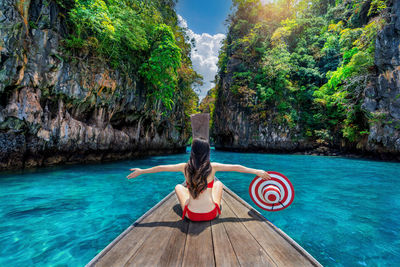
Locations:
362;0;400;157
0;0;190;170
212;57;313;153
212;0;400;161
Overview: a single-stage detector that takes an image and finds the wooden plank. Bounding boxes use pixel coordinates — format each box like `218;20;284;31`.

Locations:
124;198;189;266
181;220;215;267
211;200;240;267
158;215;189;267
222;187;322;267
91;194;176;267
87;182;322;267
223;191;316;267
219;198;276;267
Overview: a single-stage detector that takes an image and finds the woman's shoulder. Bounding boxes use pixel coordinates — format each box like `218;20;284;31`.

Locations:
180;162;188;169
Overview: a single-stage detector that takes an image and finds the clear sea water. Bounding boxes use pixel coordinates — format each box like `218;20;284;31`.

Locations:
0;150;399;266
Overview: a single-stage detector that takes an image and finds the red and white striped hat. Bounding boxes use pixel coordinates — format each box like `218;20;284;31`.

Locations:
249;171;294;212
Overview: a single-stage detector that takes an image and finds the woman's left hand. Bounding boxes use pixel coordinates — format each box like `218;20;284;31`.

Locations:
127;168;143;179
256;170;272;180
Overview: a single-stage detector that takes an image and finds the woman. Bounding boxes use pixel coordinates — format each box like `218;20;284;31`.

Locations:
126;137;272;221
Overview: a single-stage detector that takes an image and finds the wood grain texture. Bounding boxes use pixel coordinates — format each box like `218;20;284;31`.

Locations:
87;186;322;267
211;200;240;267
222;186;322;267
219;197;276;267
158;214;189;267
181;220;215;267
224;191;316;267
93;195;176;267
124;198;189;266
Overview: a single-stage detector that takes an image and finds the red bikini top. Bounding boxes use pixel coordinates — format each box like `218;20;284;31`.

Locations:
187;179;214;189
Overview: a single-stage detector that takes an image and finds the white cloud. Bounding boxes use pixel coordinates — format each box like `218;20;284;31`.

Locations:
177;14;225;101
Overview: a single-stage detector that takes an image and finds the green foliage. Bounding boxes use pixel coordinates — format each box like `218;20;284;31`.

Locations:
368;0;387;16
313;16;384;142
215;0;388;145
58;0;198;117
258;44;292;103
139;24;182;110
66;0;153;69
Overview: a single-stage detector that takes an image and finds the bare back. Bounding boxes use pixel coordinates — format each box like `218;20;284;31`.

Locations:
183;162;218;212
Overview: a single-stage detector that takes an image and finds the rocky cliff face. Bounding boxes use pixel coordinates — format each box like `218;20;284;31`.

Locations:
362;0;400;157
213;2;400;161
212;57;315;153
0;0;188;170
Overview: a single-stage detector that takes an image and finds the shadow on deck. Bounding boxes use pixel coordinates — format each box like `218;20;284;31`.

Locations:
87;183;322;267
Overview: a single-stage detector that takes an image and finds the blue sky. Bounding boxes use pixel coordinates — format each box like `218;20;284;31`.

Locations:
176;0;232;100
176;0;232;35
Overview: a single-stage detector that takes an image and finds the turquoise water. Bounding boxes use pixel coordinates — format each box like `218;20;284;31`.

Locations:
0;151;399;266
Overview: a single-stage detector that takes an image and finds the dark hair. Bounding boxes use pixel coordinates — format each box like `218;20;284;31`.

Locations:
184;137;212;198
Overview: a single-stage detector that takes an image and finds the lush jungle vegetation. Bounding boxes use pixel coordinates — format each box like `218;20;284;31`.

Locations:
54;0;200;119
209;0;390;147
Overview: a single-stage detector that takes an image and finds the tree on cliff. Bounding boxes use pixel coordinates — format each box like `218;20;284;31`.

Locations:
213;0;390;149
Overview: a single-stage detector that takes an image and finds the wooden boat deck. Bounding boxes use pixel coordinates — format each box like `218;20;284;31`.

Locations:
87;183;322;267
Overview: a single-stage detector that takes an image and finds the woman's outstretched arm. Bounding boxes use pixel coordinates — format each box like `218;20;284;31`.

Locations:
212;162;272;180
126;163;186;179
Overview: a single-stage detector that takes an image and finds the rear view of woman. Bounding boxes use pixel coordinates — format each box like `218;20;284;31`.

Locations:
126;137;271;221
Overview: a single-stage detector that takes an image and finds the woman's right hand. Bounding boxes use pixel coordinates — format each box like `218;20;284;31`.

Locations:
256;170;272;180
127;168;143;179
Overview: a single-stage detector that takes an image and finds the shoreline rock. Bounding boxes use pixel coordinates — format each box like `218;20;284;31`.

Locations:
3;147;186;171
214;145;400;163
